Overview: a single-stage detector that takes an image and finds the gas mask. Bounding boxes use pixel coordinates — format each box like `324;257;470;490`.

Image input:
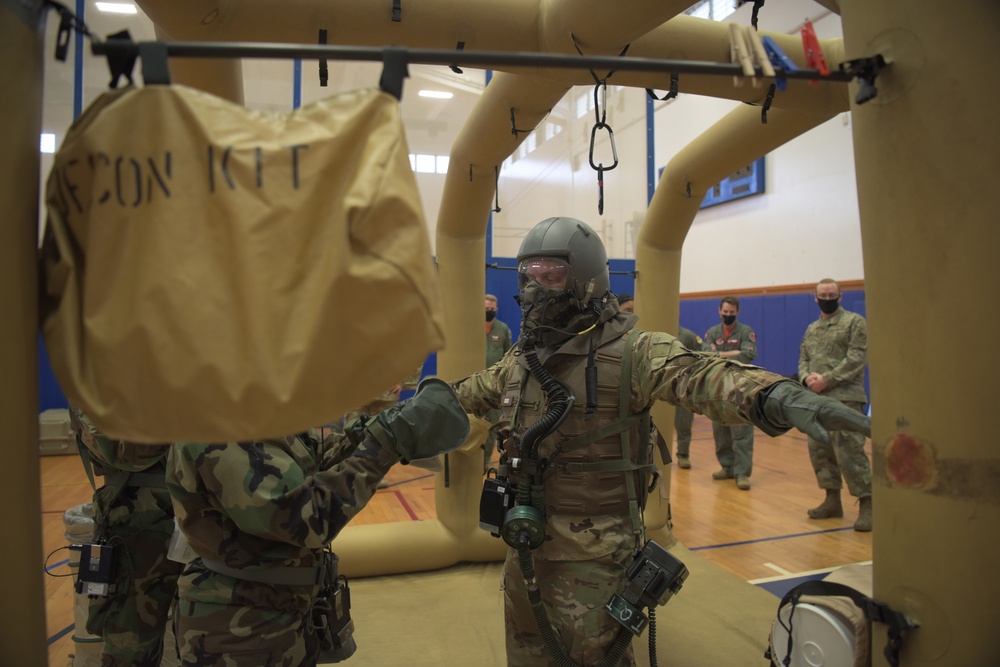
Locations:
516;257;581;335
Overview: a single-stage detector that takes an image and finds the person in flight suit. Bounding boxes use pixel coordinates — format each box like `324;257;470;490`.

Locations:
704;296;759;490
451;216;871;667
799;278;873;531
165;379;470;667
673;325;703;469
71;408;181;667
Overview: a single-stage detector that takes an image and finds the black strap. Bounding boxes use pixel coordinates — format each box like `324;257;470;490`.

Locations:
778;580;916;667
378;46;409;100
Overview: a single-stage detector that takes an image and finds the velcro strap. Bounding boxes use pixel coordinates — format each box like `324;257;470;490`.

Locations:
562;460;656;474
201;558;321;587
558;412;647;453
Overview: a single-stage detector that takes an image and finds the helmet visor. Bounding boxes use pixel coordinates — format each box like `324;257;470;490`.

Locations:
518;258;571;291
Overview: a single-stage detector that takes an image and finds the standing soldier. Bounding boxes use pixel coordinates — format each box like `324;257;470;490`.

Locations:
704;296;759;490
451;216;870;666
165;379;470;667
485;293;514;368
798;278;873;531
673;325;703;469
71;409;181;667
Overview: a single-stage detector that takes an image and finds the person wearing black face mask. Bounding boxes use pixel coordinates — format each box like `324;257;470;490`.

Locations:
798;279;873;531
485;294;513;368
704;296;759;490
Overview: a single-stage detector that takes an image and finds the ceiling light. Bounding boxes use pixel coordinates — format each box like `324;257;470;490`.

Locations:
95;2;138;14
418;90;454;100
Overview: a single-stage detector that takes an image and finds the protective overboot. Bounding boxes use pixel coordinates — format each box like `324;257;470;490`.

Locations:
854;496;873;532
807;489;843;519
676;456;691;469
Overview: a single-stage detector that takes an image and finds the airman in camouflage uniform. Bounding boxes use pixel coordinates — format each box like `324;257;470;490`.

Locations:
484;294;514;470
165;379;469;667
704;296;759;490
451;217;870;667
798;279;872;531
673;326;703;469
71;408;181;667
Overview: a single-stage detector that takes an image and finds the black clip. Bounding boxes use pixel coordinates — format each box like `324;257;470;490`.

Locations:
102;30;138;89
391;0;402;22
450;41;465;74
378;46;409;100
318;29;328;87
839;54;887;105
139;41;171;86
55;8;73;61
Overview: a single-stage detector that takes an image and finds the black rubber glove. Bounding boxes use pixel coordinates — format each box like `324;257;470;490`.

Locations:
759;381;871;445
366;378;471;463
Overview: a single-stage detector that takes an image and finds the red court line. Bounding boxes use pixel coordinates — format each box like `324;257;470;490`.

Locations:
392;490;420;521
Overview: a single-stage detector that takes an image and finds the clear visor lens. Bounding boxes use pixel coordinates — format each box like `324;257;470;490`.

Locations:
519;258;571;290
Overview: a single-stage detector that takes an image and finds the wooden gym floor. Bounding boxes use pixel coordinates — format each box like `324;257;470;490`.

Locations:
40;414;871;665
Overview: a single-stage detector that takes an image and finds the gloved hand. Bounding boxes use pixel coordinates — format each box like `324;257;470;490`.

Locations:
366;378;471;463
759;381;871;445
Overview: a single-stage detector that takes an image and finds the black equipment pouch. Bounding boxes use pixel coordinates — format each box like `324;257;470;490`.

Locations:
479;470;515;537
311;551;357;663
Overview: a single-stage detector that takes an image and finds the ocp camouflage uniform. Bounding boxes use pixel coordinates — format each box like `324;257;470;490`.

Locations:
165;426;397;667
703;320;758;478
453;313;788;666
673;326;702;460
798;308;871;498
71;408;180;667
484;316;514;470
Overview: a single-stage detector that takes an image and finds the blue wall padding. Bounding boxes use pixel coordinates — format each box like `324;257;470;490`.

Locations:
39;256;867;409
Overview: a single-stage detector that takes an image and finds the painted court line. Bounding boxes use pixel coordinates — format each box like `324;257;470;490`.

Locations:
689;525;854;551
392;490;420;521
749;560;872;585
762;562;792;576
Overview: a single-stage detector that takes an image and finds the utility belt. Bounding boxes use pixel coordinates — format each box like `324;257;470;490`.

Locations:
197;549;357;663
103;468;167;489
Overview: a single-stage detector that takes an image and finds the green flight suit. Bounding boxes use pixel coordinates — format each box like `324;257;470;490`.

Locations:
798;307;871;498
703;320;758;477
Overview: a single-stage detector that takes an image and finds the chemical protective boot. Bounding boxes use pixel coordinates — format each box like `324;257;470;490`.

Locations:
854;496;873;532
807;489;843;519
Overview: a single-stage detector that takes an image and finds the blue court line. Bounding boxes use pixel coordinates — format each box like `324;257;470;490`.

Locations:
689;526;854;551
49;623;75;646
46;557;70;572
